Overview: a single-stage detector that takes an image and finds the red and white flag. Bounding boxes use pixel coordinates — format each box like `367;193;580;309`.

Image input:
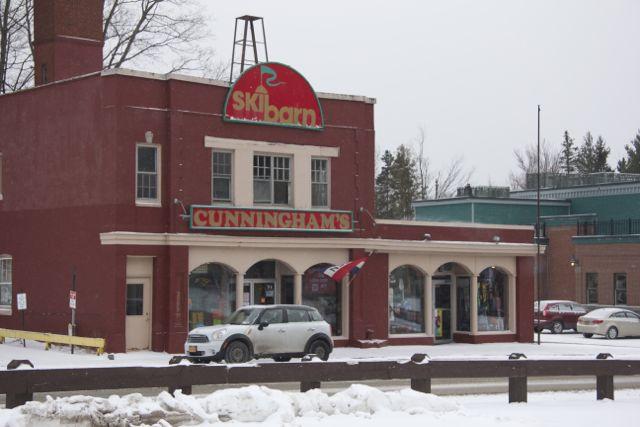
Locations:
323;257;369;282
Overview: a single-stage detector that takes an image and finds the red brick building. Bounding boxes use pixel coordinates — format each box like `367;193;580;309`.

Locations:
0;0;537;353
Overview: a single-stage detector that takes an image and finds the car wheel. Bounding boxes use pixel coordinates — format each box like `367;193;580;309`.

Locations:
224;340;251;363
551;321;563;334
606;326;619;340
273;356;291;362
308;340;330;361
582;333;593;338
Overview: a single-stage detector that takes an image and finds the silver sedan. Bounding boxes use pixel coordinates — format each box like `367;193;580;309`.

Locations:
577;308;640;339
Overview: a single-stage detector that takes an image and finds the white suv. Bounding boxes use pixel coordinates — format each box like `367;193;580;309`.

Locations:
184;304;334;363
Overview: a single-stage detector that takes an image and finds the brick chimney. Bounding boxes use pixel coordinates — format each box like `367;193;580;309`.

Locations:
33;0;104;85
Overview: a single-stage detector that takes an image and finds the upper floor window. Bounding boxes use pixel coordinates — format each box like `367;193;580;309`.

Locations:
212;151;232;202
253;155;291;205
311;158;329;208
136;144;160;204
0;256;12;312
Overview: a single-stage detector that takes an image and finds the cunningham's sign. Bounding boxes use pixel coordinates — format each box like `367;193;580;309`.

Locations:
190;206;352;232
223;62;324;130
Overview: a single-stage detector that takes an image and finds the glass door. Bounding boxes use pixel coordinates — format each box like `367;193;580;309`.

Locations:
433;275;452;342
252;281;276;305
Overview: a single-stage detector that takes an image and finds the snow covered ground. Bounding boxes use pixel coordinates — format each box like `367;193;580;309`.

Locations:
2;333;640;425
1;384;639;426
3;332;640;370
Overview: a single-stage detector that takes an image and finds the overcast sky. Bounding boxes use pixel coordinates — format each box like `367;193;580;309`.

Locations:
197;0;640;186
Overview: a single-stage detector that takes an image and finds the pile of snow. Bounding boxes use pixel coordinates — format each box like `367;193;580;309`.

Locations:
0;385;457;426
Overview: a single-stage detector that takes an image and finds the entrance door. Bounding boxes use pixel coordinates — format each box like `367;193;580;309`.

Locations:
125;279;151;350
251;281;276;305
433;276;452;342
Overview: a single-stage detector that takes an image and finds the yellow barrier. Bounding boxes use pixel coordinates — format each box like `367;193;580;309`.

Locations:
0;328;105;355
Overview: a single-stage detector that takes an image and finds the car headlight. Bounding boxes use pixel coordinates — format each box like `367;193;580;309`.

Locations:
212;329;227;340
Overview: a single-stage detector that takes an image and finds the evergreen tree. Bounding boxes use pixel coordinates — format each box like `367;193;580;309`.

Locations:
617;130;640;173
593;135;612;172
389;145;419;219
375;150;395;218
575;132;597;174
559;130;577;174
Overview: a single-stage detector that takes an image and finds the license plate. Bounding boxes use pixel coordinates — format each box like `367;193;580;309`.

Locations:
188;346;197;353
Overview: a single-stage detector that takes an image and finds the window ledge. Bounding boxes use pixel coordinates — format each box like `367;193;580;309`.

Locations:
135;200;162;208
0;307;11;316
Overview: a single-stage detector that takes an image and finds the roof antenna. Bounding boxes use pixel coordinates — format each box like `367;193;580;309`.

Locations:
230;16;269;83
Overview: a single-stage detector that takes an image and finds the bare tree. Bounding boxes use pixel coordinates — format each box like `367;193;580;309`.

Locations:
509;140;561;189
0;0;33;94
0;0;226;93
433;156;474;199
413;127;431;200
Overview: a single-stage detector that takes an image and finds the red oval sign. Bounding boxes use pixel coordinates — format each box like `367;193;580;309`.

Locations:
223;62;324;130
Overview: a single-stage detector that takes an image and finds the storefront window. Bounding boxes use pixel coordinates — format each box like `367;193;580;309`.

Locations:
477;267;508;332
456;276;471;332
0;255;12;310
188;263;236;330
389;266;425;334
302;264;341;336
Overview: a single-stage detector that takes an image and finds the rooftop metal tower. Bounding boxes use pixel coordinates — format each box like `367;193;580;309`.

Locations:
229;16;269;83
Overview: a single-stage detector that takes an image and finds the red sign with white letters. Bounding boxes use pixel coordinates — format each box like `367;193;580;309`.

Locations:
190;206;352;232
223;62;324;130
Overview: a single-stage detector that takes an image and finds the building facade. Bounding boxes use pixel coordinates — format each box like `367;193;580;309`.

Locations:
414;176;640;310
0;0;537;353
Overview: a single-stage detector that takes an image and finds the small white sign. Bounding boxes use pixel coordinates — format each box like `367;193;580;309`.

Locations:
69;290;77;309
17;293;27;310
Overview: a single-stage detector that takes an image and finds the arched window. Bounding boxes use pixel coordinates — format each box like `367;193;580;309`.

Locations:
0;255;12;312
188;263;236;330
389;266;425;334
477;267;508;331
302;263;341;336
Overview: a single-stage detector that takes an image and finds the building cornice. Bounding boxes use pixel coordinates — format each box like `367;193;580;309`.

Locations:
100;232;542;256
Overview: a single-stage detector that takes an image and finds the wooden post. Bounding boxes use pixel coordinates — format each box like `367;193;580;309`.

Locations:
410;378;431;393
6;391;33;409
508;376;527;403
596;375;614;400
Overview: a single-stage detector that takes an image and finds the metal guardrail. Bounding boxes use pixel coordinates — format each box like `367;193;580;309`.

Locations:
2;354;639;409
577;219;640;236
0;329;105;355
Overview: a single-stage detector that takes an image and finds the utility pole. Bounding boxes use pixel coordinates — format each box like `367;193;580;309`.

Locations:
536;105;542;345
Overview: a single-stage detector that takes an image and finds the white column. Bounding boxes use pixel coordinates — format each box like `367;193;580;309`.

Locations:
470;275;478;334
233;148;253;206
425;275;433;336
294;273;303;305
293;152;312;209
236;273;245;310
509;274;517;332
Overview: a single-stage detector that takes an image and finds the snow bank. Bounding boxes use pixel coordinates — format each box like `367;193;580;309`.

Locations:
0;385;458;426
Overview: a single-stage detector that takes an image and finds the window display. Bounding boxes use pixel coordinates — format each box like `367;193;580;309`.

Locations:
188;263;236;330
389;266;425;334
477;267;508;332
303;264;341;335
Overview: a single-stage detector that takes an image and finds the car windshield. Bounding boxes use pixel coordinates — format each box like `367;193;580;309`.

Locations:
226;308;262;325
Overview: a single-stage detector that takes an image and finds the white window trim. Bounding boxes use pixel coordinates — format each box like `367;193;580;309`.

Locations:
135;143;161;207
0;255;12;315
253;153;293;207
311;157;330;209
211;149;234;204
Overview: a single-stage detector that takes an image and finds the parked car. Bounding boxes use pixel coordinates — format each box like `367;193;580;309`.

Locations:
533;300;587;333
577;307;640;339
184;304;333;363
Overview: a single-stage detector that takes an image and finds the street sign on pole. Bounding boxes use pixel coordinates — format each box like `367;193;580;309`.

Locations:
16;293;27;347
69;290;77;309
16;293;27;311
